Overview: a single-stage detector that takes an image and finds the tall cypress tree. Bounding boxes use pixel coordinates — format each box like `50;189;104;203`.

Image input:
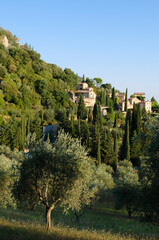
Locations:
77;95;87;120
78;117;81;138
114;114;117;128
101;130;114;167
82;74;85;82
123;119;130;161
27;115;31;136
113;134;118;171
96;126;101;165
21;115;26;150
70;113;74;136
100;89;106;105
125;88;128;112
93;101;102;127
31;113;43;140
106;94;109;106
88;108;92;123
85;122;90;148
136;104;141;134
112;87;115;103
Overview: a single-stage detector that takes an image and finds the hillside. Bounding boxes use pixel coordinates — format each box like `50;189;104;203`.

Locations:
0;27;80;111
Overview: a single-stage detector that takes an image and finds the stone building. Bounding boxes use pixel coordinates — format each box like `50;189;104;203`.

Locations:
121;97;152;113
75;83;96;107
0;36;9;48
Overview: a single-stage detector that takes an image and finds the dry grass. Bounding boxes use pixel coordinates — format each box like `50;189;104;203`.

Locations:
0;205;159;240
1;218;157;240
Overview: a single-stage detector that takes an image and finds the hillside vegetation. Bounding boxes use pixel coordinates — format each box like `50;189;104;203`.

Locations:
0;27;79;111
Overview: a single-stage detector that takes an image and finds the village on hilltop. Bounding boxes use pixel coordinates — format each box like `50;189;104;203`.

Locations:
73;82;152;114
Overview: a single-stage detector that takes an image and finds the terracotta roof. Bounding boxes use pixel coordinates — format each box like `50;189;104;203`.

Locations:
134;92;145;95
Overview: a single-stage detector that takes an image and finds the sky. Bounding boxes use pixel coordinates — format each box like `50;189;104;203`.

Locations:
0;0;159;101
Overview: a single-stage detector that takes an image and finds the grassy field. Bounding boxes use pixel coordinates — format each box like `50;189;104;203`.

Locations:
0;202;159;240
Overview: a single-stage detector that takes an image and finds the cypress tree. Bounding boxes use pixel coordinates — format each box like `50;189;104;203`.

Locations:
112;87;115;103
101;130;114;167
106;94;109;106
88;108;93;123
97;127;101;165
114;114;117;128
130;130;141;166
82;74;85;82
85;122;90;148
136;104;141;134
93;101;102;127
93;102;98;124
21;115;26;150
27;115;31;136
31;113;43;140
78;117;81;138
131;103;137;133
113;134;118;171
125;88;128;112
126;109;132;141
70;113;74;136
77;95;87;120
123;119;130;161
100;89;106;105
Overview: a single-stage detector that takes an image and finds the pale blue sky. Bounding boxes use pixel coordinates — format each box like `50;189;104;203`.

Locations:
0;0;159;101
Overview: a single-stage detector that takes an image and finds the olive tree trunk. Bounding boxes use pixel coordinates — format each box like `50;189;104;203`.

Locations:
45;205;55;230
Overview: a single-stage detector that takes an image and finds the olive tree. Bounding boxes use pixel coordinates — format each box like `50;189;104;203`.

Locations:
0;145;23;208
15;130;94;230
113;160;140;218
62;164;114;222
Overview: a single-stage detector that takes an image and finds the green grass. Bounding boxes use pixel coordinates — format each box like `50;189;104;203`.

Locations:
0;203;159;240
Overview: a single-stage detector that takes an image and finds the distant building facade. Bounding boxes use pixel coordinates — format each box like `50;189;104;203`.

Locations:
0;36;9;48
139;101;152;112
15;38;20;46
133;92;145;98
121;95;152;113
75;83;96;107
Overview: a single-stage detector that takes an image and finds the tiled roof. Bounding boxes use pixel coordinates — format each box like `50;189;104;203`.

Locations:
134;92;145;95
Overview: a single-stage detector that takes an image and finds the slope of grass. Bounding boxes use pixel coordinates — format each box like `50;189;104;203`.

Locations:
0;203;159;240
